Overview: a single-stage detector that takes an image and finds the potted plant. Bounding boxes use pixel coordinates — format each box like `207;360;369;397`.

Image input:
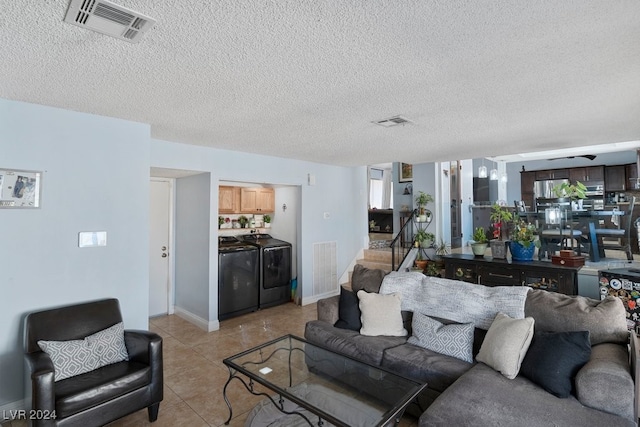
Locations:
414;251;429;272
433;238;450;266
509;220;540;261
263;214;272;228
238;215;249;228
424;261;441;277
471;227;488;256
415;191;434;222
552;181;587;210
218;216;224;229
489;203;514;259
489;203;514;240
415;229;434;248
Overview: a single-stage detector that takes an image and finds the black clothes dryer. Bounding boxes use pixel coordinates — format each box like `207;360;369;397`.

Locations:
241;233;292;309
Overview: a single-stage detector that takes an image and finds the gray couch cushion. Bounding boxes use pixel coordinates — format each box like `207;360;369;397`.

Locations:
576;343;635;421
351;264;388;294
420;363;635;427
524;289;628;345
304;320;406;366
381;343;473;393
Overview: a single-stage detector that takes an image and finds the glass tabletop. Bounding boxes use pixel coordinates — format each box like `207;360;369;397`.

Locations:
223;335;426;427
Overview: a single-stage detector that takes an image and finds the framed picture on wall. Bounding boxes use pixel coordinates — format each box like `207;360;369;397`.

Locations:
0;168;42;208
399;163;413;182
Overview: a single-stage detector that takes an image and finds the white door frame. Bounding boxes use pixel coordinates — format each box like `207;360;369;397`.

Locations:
150;177;176;315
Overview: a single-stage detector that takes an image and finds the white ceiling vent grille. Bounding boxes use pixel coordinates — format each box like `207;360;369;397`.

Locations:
372;115;412;127
63;0;156;43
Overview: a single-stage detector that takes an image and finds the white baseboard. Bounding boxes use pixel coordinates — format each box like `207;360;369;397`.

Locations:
302;289;339;306
173;306;219;332
0;399;25;421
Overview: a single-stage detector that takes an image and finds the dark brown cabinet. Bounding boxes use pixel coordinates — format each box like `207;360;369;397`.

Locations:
535;169;569;180
605;165;627;191
443;254;579;295
520;171;536;210
625;163;640;190
570;166;604;184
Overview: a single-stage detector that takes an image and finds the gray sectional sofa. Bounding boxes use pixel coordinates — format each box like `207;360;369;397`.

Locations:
304;265;637;426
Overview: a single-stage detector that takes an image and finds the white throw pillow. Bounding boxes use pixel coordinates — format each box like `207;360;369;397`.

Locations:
38;322;129;382
357;290;407;337
476;312;535;379
408;313;474;363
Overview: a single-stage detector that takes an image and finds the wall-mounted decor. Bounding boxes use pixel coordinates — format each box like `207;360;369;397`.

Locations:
0;169;42;208
399;163;413;182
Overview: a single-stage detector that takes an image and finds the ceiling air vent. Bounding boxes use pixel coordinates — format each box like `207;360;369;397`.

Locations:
372;115;412;127
63;0;156;43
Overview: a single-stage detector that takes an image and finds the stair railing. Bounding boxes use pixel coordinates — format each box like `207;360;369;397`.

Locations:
390;209;417;270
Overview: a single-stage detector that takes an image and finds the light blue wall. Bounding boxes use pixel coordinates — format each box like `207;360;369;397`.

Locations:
175;173;211;320
0;99;150;407
150;139;369;319
0;98;368;409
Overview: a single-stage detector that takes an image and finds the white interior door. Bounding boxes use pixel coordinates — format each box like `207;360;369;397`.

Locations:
149;179;171;317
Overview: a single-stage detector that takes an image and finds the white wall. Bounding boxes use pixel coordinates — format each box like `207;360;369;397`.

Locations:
0;99;150;407
271;186;300;281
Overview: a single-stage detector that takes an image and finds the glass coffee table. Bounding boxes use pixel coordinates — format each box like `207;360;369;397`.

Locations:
222;335;427;427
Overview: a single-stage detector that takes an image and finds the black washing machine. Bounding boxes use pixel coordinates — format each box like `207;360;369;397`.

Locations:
241;233;292;309
218;236;259;320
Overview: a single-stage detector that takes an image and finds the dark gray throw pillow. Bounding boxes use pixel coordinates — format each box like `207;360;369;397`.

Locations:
334;286;361;331
520;330;591;398
350;264;388;294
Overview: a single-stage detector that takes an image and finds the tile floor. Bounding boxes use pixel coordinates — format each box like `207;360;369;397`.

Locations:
4;302;418;427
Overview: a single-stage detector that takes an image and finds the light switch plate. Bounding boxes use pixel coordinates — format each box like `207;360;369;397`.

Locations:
79;231;107;247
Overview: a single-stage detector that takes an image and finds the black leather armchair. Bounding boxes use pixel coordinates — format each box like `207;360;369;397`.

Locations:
24;298;163;427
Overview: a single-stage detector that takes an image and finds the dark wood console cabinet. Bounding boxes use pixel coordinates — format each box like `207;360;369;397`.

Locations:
443;254;579;295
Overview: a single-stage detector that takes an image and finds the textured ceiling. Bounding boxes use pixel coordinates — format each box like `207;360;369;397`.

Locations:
1;1;640;166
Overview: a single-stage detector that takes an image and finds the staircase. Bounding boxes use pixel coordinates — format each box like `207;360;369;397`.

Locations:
357;248;396;271
341;248;399;289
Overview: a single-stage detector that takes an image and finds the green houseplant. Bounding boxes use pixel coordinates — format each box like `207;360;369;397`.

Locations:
263;214;272;228
509;220;540;261
414;250;429;271
415;191;434;222
489;203;513;259
238;215;249;228
415;229;435;248
489;203;513;240
471;227;488;256
552;181;587;210
218;216;225;229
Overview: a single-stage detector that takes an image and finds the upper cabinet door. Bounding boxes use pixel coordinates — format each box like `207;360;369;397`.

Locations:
605;166;626;191
536;169;568;180
570;166;603;183
241;188;275;213
219;186;240;213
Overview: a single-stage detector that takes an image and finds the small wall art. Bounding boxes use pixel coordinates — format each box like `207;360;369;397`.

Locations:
399;163;413;182
0;169;42;208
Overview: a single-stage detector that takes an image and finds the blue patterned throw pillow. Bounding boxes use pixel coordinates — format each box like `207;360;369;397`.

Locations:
408;312;474;363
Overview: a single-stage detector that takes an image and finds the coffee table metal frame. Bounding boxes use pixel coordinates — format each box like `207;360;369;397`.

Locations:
222;334;427;427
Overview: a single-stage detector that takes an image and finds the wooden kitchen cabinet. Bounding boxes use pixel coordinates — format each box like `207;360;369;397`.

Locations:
240;188;275;213
605;165;627;191
535;169;569;180
627;163;639;191
443;254;578;295
219;186;240;213
570;166;604;184
520;171;536;210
